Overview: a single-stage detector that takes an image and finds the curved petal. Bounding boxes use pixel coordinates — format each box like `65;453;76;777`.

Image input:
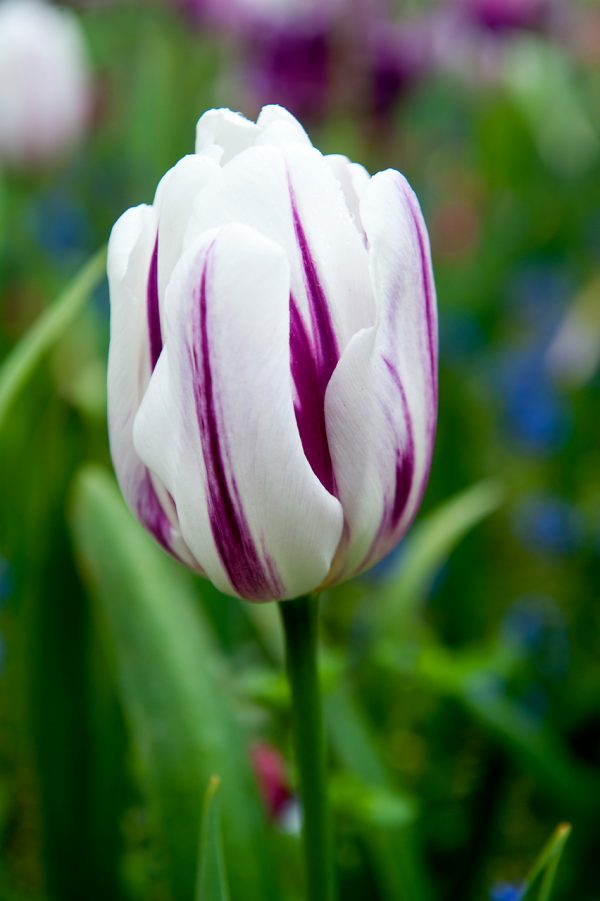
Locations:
326;154;371;236
154;153;220;311
195;105;312;165
195;107;258;162
107;204;197;568
185;142;374;493
325;169;438;580
256;104;312;148
134;223;344;601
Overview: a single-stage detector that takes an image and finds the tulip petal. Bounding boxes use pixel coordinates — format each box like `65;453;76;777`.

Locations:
326;154;371;236
256;104;312;148
195;107;259;162
185;143;374;493
154;153;220;311
107;205;197;568
134;223;344;601
325;169;438;580
195;105;311;165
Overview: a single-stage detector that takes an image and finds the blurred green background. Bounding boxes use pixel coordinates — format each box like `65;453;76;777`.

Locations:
0;1;599;899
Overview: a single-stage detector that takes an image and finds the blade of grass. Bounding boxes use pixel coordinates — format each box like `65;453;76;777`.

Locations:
373;480;504;640
196;776;230;901
0;246;107;434
521;822;572;901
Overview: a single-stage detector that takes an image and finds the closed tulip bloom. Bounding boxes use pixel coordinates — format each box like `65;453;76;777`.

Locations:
0;0;91;167
108;105;437;601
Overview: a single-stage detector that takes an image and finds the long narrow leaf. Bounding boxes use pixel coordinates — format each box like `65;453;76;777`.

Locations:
521;823;572;901
373;480;504;640
0;246;107;433
196;776;230;901
69;466;277;901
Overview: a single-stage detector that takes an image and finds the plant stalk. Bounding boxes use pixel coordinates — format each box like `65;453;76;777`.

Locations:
279;595;335;901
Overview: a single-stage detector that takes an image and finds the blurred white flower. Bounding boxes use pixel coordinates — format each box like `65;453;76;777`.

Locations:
0;0;92;167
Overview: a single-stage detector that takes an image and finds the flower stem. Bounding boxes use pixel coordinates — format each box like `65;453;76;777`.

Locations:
279;595;335;901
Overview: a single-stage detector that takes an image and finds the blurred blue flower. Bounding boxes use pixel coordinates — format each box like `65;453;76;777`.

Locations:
28;190;91;263
502;596;569;680
505;262;571;341
513;494;584;555
490;883;522;901
496;347;571;452
0;558;14;607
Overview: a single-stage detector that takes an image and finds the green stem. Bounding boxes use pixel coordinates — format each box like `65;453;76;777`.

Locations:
279;595;335;901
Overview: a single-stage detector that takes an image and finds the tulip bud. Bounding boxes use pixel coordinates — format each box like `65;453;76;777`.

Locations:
107;105;438;601
0;0;91;168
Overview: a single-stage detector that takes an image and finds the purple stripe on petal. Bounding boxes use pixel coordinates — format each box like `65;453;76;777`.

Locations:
147;235;162;371
398;180;437;402
359;357;416;573
288;178;339;495
383;357;415;533
137;470;173;555
192;245;283;600
290;294;336;495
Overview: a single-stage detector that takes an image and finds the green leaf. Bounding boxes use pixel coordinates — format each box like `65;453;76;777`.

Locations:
196;776;230;901
521;823;572;901
373;480;504;639
69;466;277;901
0;246;107;435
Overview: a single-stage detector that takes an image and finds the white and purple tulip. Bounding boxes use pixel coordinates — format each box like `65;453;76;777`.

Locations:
0;0;91;167
107;105;437;602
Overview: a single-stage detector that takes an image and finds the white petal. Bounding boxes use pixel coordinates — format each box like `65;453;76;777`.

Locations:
185;142;375;493
153;153;220;310
325;169;438;580
326;154;371;234
256;104;312;148
195;107;258;163
134;223;344;601
107;204;196;567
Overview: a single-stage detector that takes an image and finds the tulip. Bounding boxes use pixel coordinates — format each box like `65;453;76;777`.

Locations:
107;104;437;603
0;0;91;167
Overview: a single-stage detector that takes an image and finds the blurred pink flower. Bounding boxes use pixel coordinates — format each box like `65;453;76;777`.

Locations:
251;742;293;821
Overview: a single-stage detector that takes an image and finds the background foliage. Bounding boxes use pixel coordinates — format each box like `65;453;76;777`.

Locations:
0;1;599;899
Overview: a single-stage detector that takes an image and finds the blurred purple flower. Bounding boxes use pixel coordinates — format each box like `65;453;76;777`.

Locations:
461;0;552;34
368;18;433;121
183;0;433;121
245;19;331;120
